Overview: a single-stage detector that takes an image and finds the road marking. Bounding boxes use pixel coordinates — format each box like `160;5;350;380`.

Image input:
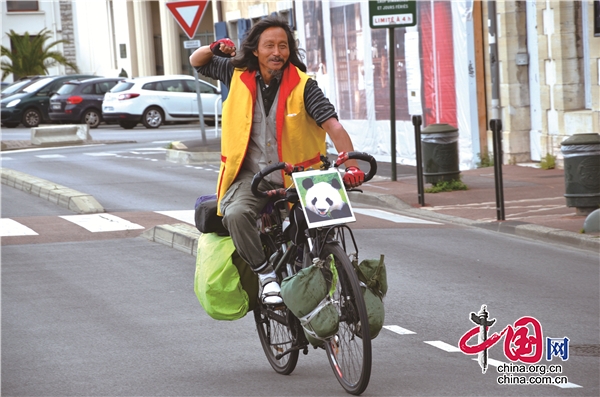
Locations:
556;382;583;388
84;152;118;157
59;214;144;232
35;154;65;159
353;208;441;224
155;210;195;225
383;325;416;335
424;340;461;352
470;357;504;367
0;219;38;236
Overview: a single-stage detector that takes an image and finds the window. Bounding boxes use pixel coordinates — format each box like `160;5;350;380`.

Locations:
81;85;94;95
7;1;38;12
371;28;410;120
331;3;366;119
57;83;78;95
110;82;134;93
96;82;117;94
303;0;326;74
184;80;216;94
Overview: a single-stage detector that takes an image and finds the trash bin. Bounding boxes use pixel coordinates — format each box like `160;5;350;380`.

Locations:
560;133;600;215
421;123;460;184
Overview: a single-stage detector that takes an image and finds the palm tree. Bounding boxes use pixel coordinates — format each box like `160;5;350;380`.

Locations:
1;28;79;81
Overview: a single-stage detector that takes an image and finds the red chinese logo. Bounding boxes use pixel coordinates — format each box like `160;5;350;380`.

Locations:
459;315;543;363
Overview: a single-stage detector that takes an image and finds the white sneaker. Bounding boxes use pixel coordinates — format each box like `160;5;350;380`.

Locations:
261;280;283;305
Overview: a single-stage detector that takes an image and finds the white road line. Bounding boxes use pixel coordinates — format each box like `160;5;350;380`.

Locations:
470;357;504;368
84;152;118;157
35;154;65;159
0;219;38;237
556;382;583;389
59;214;144;232
424;340;461;352
155;210;195;225
383;325;416;335
353;208;441;224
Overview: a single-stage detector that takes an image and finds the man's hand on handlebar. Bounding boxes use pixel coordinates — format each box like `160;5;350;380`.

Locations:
343;166;365;188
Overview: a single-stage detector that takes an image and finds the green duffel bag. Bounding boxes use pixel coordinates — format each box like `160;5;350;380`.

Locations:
299;298;339;341
280;265;329;318
281;259;339;341
353;255;387;339
354;254;387;298
359;286;385;339
194;233;258;321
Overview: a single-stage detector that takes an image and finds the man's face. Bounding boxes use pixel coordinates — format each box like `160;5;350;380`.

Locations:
253;27;290;79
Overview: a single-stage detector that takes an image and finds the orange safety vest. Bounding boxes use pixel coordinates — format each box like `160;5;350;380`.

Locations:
216;65;326;215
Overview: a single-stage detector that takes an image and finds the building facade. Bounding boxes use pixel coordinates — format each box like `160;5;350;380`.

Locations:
2;0;598;168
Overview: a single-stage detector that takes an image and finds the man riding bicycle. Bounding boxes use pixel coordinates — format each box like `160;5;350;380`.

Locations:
189;16;365;306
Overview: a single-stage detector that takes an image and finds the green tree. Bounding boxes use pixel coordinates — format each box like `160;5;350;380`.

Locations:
1;28;79;81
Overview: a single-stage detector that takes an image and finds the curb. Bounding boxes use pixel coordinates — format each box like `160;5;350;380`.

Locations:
1;168;105;214
165;149;221;164
141;223;200;256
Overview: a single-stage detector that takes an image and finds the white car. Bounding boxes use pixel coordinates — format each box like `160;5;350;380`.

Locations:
102;75;222;129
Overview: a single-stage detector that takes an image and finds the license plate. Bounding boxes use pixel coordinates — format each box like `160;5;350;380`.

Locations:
104;106;114;111
51;103;61;110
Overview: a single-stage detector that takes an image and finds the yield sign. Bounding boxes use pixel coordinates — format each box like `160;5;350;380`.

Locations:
166;0;209;40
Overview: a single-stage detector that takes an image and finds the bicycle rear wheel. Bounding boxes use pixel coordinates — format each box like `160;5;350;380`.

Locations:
321;243;372;395
254;305;299;375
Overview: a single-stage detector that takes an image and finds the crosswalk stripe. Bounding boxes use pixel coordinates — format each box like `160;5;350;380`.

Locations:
59;214;144;232
154;210;195;225
35;154;65;159
353;208;441;224
0;219;39;236
84;152;118;157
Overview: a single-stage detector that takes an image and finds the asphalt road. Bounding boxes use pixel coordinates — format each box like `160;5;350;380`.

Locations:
2;125;599;396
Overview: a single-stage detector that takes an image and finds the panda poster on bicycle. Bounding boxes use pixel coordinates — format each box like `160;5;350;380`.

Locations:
293;169;356;228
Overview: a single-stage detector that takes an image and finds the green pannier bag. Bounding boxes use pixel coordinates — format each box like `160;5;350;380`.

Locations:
353;255;387;339
281;262;339;341
194;233;258;321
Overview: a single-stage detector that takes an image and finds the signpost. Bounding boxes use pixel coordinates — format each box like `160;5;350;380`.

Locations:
368;1;417;182
166;0;210;145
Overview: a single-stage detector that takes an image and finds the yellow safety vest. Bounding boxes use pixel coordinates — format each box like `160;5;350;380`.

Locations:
216;65;326;214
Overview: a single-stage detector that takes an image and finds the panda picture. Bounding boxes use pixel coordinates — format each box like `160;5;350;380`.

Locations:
295;170;356;227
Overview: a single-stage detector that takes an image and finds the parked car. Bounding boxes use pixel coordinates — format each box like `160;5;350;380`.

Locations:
48;77;122;128
1;74;96;128
102;75;222;129
0;76;45;99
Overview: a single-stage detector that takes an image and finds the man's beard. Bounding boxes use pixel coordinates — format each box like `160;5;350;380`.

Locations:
267;57;287;78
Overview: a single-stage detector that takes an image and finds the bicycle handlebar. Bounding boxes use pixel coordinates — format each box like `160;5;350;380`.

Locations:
251;151;378;198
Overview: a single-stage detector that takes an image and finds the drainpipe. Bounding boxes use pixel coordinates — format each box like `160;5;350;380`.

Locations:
544;0;558;146
526;0;542;161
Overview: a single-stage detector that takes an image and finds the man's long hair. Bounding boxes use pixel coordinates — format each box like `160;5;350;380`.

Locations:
231;16;307;73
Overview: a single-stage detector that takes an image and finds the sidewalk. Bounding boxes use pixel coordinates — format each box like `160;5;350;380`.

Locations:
362;164;591;233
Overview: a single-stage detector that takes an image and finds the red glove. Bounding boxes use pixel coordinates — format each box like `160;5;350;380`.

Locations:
343;166;364;188
210;38;236;58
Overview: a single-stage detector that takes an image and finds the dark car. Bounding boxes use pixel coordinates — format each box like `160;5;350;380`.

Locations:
48;77;122;128
0;76;45;99
1;74;96;128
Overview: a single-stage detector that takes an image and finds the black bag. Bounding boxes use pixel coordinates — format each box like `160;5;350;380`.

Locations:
194;194;229;236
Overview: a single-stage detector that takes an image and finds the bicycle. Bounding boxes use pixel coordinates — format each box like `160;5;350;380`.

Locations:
250;151;378;395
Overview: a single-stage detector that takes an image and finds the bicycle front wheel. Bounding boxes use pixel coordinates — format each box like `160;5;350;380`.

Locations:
321;242;372;395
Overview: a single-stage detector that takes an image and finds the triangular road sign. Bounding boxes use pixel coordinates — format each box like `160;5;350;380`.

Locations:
166;0;209;40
